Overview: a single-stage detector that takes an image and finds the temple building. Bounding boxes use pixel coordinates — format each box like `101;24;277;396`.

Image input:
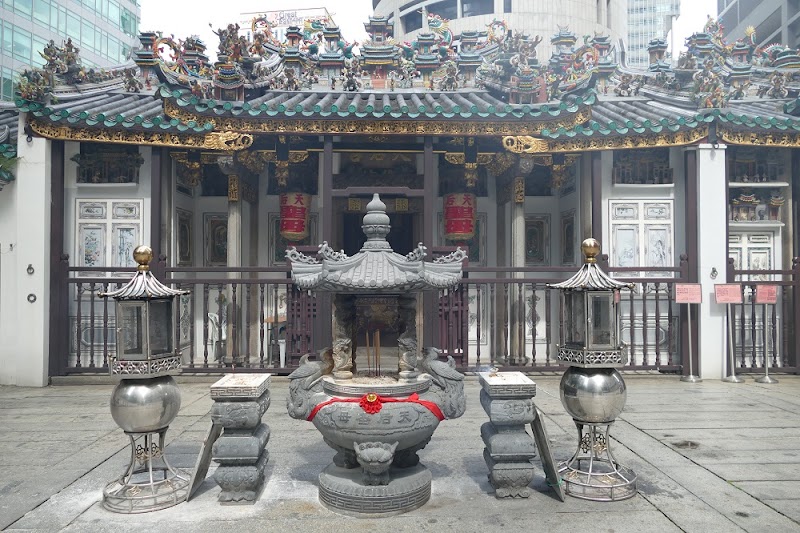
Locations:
0;15;798;386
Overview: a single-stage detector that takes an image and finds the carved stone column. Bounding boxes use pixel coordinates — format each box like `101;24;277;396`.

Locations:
218;155;242;364
211;374;271;503
479;371;538;498
509;176;527;365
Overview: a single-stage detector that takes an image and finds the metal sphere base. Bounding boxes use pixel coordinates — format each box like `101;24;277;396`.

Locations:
558;421;637;502
102;429;189;514
680;375;702;383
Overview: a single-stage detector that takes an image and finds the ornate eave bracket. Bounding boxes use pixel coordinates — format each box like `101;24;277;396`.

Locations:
27;119;253;151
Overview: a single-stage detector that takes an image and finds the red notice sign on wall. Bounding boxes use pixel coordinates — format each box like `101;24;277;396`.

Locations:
714;284;743;304
674;283;702;304
755;285;779;304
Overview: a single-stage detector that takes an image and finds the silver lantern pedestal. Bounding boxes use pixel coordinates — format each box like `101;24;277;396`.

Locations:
549;238;637;502
100;246;190;513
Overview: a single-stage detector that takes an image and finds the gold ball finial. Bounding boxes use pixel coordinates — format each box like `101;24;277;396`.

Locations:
581;238;601;263
133;245;153;271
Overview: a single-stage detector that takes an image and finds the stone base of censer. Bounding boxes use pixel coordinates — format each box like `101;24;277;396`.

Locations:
319;463;431;517
288;353;466;518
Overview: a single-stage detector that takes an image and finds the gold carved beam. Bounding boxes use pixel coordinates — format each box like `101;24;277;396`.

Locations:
29;119;253;151
502;128;708;154
720;129;800;147
164;99;592;136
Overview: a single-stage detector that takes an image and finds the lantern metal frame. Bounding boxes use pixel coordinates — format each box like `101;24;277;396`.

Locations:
549;238;638;502
99;246;191;513
101;248;188;378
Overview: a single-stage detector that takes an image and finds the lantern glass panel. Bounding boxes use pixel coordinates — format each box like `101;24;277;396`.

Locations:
148;299;173;356
563;291;586;347
118;302;145;359
588;292;614;347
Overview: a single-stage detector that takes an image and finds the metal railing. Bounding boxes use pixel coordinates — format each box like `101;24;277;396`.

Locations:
726;257;800;374
55;257;691;376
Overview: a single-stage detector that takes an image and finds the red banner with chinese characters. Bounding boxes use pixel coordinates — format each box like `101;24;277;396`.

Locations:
443;192;476;240
280;192;310;241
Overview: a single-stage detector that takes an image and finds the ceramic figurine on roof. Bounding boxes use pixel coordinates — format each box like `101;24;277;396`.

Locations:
361;15;399;88
478;31;546;103
427;13;454;56
0;125;16;191
18;39;125;103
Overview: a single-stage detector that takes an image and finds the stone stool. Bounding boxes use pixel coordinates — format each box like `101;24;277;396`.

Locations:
479;371;538;498
210;374;271;503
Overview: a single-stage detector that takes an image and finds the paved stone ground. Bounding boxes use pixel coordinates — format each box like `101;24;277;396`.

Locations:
1;375;799;532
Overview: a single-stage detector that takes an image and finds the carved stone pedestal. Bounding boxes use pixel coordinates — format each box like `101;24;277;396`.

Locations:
210;374;271;504
479;371;538;498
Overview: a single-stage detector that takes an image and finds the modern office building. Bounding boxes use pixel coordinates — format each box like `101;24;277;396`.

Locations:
372;0;627;60
627;0;680;68
718;0;800;48
0;0;141;100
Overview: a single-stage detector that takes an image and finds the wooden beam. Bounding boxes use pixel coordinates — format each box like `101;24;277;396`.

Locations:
48;140;66;377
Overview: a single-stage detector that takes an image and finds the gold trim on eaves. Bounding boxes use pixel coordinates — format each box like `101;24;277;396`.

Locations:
502;128;709;153
28;119;254;151
720;129;800;147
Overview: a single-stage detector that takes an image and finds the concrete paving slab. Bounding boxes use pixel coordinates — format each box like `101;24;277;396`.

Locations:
761;499;800;523
733;480;800;500
703;462;800;481
1;377;800;532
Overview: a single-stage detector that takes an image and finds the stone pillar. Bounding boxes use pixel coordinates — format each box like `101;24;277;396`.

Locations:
479;371;537;498
211;374;271;503
0;117;51;386
509;177;526;364
693;143;728;379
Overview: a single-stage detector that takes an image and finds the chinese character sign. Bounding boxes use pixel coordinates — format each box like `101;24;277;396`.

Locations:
280;192;311;241
443;193;476;241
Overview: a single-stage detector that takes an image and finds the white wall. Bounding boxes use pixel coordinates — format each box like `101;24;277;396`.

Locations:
0;115;51;386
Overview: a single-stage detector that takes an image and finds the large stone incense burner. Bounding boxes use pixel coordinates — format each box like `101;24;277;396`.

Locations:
286;194;467;516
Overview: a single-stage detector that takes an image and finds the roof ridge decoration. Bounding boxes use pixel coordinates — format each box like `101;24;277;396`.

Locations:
16;38;130;104
0;125;16;191
133;14;615;105
615;16;800;110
